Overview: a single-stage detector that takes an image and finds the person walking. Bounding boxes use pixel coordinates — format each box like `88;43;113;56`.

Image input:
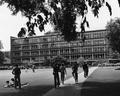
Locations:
53;64;60;88
32;64;35;72
72;62;79;83
60;63;67;85
12;64;21;89
82;61;89;78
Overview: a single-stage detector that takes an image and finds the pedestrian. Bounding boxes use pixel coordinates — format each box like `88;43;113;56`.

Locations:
32;64;35;72
4;78;14;88
82;61;89;78
72;62;79;83
53;64;60;88
12;64;21;89
25;65;29;72
4;81;11;88
10;78;15;87
60;63;67;85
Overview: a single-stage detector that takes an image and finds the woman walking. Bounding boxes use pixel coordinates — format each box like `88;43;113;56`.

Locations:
72;62;79;83
60;63;67;85
82;61;89;78
53;64;60;88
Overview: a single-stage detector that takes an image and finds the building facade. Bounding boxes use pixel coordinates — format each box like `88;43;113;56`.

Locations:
3;51;10;58
10;29;110;65
3;51;11;65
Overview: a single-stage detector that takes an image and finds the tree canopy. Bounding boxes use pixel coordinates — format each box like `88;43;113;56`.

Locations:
106;18;120;53
0;0;118;41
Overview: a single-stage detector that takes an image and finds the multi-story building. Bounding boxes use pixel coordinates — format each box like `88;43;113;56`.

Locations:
3;51;10;58
10;29;110;65
2;51;11;65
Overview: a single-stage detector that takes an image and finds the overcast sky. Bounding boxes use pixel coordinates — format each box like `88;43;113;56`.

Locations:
0;0;120;51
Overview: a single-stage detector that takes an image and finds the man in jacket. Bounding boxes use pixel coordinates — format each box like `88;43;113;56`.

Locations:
12;64;21;89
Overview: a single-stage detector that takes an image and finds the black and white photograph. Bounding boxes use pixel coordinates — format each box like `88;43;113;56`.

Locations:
0;0;120;96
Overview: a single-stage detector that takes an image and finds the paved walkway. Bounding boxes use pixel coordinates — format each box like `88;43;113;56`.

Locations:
44;67;98;96
44;67;120;96
81;67;120;96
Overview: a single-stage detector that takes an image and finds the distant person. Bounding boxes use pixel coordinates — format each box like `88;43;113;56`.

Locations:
10;78;15;86
4;78;29;88
53;64;60;88
32;65;35;72
12;64;21;89
4;78;15;88
4;81;11;88
72;62;79;83
24;65;29;72
82;61;89;78
60;63;67;85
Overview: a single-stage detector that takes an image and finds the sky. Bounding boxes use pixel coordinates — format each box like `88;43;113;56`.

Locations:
0;0;120;51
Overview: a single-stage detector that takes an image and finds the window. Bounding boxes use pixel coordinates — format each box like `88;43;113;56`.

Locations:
40;50;43;55
22;52;30;56
85;33;91;39
31;51;39;56
93;32;100;38
13;39;24;44
93;39;105;45
13;52;21;56
64;49;69;53
93;47;105;52
50;49;58;55
43;38;48;42
12;46;21;50
31;44;38;49
85;40;92;46
51;36;57;42
24;38;29;44
22;46;30;50
42;44;49;48
22;58;30;62
43;50;49;55
13;58;21;63
60;49;64;54
29;38;39;43
31;57;39;62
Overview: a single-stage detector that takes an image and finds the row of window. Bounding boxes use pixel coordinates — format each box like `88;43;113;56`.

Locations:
11;30;108;45
12;46;109;57
12;57;40;63
70;53;109;60
11;35;64;45
12;53;109;63
73;31;108;40
12;39;107;51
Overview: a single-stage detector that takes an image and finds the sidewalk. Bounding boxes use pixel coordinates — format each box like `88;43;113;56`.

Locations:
44;67;98;96
44;67;120;96
81;67;120;96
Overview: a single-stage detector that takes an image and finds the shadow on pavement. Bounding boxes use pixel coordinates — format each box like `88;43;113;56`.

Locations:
44;83;83;96
81;81;120;96
0;85;53;96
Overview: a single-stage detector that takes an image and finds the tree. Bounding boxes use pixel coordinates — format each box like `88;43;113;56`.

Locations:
106;18;120;53
42;56;51;66
111;52;119;59
0;51;4;65
0;0;116;41
51;55;68;67
18;27;27;37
